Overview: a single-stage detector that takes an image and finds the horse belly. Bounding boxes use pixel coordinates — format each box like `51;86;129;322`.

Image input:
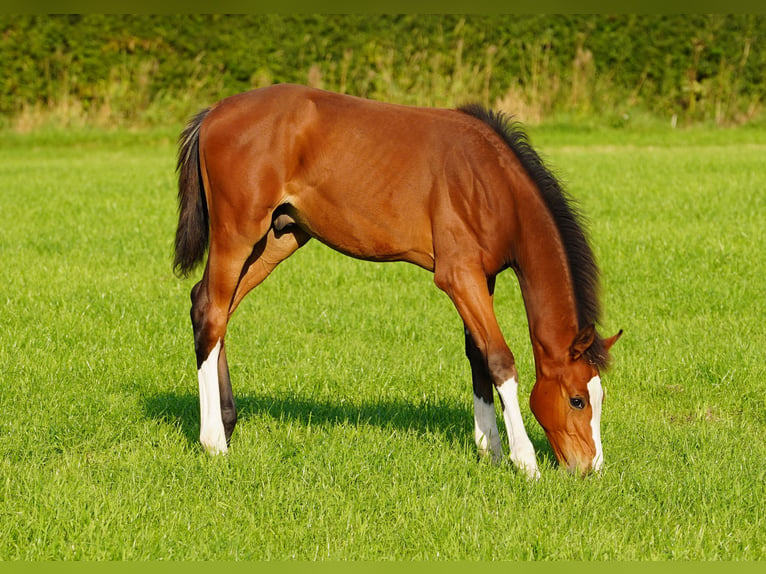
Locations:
286;180;436;270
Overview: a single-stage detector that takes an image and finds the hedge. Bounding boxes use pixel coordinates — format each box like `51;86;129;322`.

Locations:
1;14;763;127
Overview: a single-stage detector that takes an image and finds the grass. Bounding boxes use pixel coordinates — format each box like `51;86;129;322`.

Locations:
0;122;765;560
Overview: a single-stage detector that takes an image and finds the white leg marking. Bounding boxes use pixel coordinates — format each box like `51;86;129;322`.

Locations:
587;375;604;472
473;394;505;463
198;340;227;455
496;377;540;479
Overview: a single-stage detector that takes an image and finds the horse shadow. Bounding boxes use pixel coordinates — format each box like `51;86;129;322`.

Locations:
143;388;557;467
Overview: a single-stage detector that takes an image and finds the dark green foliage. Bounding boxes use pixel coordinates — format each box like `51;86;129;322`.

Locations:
1;14;763;126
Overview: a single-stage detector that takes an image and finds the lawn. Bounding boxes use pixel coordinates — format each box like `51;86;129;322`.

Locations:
0;123;764;560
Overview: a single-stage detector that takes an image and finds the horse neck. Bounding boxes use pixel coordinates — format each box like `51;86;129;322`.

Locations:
511;184;580;377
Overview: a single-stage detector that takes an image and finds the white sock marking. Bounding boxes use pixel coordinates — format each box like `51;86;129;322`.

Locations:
198;340;227;455
496;377;540;479
587;375;604;472
473;394;504;462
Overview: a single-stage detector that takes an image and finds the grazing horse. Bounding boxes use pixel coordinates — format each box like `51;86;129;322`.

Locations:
174;84;621;478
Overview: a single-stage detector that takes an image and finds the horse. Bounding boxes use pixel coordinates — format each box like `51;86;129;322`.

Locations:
173;84;621;478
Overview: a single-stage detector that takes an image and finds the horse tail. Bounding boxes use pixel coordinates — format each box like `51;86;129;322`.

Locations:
173;107;211;278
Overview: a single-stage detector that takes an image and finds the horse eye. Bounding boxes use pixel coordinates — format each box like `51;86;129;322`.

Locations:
569;397;585;410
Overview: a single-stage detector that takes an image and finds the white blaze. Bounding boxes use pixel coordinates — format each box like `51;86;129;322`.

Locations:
198;340;227;455
587;375;604;472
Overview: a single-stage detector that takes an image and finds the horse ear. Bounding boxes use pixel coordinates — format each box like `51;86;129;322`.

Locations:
603;329;624;351
570;324;596;361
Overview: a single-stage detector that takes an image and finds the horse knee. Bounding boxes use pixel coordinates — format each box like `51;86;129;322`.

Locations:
488;350;518;385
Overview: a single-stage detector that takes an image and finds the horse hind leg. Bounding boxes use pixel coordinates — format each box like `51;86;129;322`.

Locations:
190;237;258;455
217;341;236;443
191;220;310;456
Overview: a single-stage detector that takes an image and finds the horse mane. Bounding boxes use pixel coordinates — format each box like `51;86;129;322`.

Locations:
457;104;609;369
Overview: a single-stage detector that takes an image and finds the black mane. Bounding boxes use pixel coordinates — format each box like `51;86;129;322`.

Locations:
457;104;609;369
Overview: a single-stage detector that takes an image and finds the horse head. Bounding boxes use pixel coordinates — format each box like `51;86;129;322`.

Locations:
529;326;623;475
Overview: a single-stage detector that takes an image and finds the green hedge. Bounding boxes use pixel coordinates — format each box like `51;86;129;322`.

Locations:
1;14;763;127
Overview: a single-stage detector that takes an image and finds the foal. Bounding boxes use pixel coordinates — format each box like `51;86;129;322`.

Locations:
174;84;621;477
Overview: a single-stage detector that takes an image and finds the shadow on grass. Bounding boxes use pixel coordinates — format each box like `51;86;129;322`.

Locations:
143;390;556;466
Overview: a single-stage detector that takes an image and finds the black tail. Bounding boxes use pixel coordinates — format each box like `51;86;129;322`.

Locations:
173;107;211;278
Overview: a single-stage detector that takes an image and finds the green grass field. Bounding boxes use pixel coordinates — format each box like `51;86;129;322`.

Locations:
0;123;764;560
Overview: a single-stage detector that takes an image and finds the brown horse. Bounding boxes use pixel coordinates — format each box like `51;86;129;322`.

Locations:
174;84;621;478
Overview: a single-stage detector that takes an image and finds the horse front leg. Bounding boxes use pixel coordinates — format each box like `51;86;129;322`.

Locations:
465;325;504;463
436;265;539;478
465;276;505;463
